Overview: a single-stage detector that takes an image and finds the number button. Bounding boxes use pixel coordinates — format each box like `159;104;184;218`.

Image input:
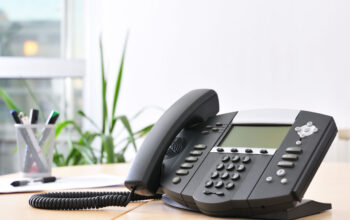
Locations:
216;163;225;170
211;171;219;179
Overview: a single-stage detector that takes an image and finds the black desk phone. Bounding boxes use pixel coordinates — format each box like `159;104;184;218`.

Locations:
30;89;338;219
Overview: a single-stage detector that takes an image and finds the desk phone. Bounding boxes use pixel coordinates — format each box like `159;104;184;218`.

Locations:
30;89;338;220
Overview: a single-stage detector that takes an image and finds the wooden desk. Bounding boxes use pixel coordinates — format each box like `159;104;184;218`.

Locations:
0;162;349;219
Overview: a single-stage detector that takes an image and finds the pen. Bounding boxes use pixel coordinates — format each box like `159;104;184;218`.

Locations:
46;110;60;125
29;109;39;124
23;109;40;172
10;176;57;187
10;110;22;124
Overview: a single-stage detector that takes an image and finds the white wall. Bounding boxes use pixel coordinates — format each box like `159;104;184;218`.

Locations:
85;0;350;160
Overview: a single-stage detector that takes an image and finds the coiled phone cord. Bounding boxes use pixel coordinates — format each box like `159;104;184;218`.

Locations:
29;188;162;210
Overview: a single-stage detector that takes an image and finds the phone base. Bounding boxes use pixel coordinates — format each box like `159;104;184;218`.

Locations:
162;195;331;219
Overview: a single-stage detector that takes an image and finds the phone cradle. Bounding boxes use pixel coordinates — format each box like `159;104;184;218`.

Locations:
162;195;331;220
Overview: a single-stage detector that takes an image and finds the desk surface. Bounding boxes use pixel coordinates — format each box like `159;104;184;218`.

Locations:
0;162;349;220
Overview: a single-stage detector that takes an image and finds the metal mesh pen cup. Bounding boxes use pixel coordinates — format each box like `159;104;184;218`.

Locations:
15;124;55;178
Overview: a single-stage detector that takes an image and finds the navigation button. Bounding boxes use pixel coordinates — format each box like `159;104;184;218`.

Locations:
282;154;299;161
286;147;303;154
278;161;294;168
212;127;219;132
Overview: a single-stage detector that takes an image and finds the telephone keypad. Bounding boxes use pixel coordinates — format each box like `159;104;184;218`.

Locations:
226;163;235;171
222;155;230;162
237;164;246;172
221;171;229;179
216;163;225;170
215;180;224;188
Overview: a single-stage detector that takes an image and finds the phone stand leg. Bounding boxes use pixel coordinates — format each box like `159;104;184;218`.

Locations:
162;195;331;219
253;199;331;220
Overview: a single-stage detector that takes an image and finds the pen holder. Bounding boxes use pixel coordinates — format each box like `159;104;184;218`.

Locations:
15;124;55;178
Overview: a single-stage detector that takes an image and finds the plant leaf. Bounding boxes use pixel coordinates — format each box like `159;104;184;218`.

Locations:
134;124;154;138
110;32;129;133
99;36;108;134
77;110;100;130
0;87;21;112
102;135;115;163
119;115;137;152
55;120;76;138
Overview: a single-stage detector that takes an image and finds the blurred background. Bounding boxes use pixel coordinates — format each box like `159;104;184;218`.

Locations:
1;0;350;175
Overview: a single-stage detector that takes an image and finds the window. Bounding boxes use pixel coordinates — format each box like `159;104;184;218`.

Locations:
0;0;85;174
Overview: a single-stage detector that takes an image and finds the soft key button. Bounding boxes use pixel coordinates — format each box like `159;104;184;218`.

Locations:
282;154;298;161
190;150;202;156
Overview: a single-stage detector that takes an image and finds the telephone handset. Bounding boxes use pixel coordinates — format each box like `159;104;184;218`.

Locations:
30;89;338;220
125;89;219;196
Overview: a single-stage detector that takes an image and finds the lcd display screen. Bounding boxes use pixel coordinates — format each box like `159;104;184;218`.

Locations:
219;125;291;149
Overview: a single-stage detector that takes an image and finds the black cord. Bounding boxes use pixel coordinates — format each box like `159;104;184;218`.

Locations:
29;188;162;210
